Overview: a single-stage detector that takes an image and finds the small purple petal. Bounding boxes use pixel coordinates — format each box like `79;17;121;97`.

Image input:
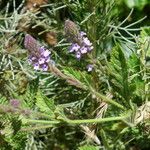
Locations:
42;50;51;57
28;57;32;63
83;37;92;46
76;51;81;59
41;64;48;71
33;63;40;70
69;43;80;52
32;57;36;60
80;46;87;54
39;58;45;64
28;56;37;64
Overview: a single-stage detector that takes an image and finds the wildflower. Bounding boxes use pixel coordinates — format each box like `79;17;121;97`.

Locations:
24;34;51;71
69;43;80;52
65;20;93;59
69;31;93;59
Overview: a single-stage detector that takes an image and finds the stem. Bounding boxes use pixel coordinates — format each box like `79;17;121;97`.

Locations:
23;113;130;125
23;119;60;124
90;88;125;110
48;64;125;110
67;114;129;124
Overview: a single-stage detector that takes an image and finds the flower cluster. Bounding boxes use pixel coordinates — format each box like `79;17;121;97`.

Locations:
24;34;51;71
65;20;93;59
69;31;93;59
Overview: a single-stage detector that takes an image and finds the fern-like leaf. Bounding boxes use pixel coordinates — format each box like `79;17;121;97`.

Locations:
63;67;92;89
108;44;130;106
36;90;55;118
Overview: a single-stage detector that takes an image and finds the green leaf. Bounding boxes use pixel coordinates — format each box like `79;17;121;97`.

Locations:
36;90;55;117
140;27;150;60
63;67;92;88
17;78;39;108
128;49;145;100
100;129;111;149
108;44;130;104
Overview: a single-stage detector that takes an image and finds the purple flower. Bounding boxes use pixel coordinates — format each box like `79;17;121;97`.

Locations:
83;37;92;46
80;47;87;54
68;31;93;58
65;20;93;59
41;64;48;71
33;63;40;70
24;34;52;71
43;50;51;57
69;43;80;52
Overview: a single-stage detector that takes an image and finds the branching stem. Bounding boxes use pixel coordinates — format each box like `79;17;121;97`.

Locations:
23;112;130;125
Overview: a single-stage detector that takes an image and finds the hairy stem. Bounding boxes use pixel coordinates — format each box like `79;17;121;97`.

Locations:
23;112;130;125
48;64;125;110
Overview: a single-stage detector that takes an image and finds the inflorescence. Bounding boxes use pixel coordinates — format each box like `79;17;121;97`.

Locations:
24;20;94;72
65;20;93;59
24;34;51;71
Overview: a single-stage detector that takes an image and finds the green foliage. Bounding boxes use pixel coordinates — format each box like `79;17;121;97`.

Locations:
36;90;55;117
12;78;39;109
63;67;92;88
0;0;150;149
108;44;131;106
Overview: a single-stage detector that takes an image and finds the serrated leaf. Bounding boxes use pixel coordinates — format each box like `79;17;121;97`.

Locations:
36;90;55;117
108;44;130;102
63;67;92;87
17;78;39;108
128;53;144;98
